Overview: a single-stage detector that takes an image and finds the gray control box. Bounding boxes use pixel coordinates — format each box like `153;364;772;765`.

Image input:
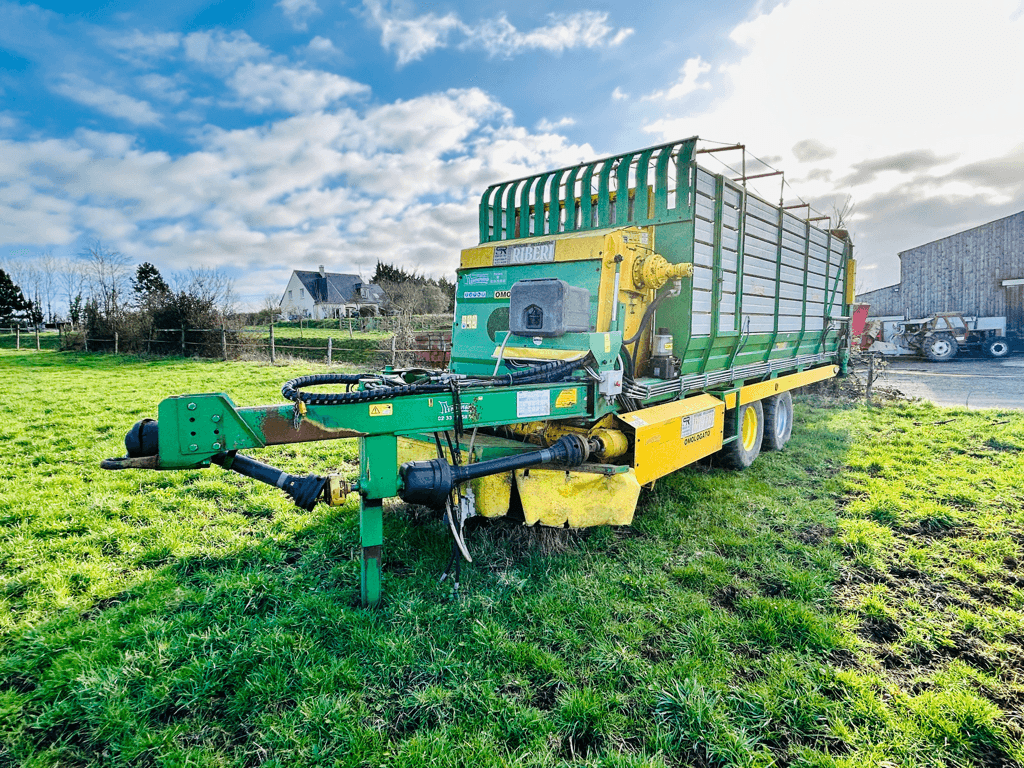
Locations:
509;278;591;337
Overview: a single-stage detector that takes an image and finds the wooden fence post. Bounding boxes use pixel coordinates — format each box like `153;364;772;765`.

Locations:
222;326;228;361
15;327;19;350
391;334;397;367
35;327;40;351
269;324;276;364
114;332;119;356
327;337;333;366
348;319;353;339
180;328;186;356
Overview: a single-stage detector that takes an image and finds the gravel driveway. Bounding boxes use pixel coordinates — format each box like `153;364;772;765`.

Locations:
875;356;1024;409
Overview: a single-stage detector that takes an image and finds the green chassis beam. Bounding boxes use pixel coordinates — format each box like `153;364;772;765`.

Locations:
155;380;593;473
152;379;593;608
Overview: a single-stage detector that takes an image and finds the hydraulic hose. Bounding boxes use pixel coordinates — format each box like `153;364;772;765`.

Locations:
281;358;585;406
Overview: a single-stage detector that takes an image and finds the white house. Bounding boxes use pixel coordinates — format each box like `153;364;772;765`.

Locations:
280;266;386;320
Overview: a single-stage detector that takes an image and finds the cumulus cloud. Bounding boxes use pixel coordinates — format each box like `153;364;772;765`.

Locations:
361;2;633;66
50;75;162;126
644;57;710;100
792;139;836;163
227;62;368;112
307;36;336;53
1;86;595;301
465;11;634;58
643;0;1024;291
362;0;462;66
535;116;575;132
276;0;321;31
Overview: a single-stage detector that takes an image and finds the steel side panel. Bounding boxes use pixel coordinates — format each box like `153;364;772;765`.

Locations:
616;394;725;485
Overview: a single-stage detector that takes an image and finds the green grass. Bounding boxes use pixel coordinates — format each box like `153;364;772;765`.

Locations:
0;331;61;351
1;350;1022;767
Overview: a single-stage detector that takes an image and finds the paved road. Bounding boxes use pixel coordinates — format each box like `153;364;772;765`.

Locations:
876;356;1024;409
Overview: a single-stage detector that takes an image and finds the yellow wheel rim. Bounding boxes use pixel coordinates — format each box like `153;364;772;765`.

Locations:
741;406;758;452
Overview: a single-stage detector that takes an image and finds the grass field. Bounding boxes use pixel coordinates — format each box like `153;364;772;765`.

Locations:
1;350;1022;767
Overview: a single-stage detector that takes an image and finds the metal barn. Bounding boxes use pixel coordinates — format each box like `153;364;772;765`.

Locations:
857;210;1024;337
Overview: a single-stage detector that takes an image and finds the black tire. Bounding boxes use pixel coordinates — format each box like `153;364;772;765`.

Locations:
716;400;763;469
762;391;793;451
984;337;1011;359
923;333;958;362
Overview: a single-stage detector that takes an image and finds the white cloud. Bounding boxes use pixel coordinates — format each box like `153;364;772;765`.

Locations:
137;73;189;105
50;75;162;126
276;0;321;31
183;30;270;70
307;35;336;53
644;56;710;100
535;116;575;132
0;87;595;303
362;0;462;67
361;2;633;66
465;11;634;58
611;87;629;101
227;62;369;112
644;0;1024;290
107;29;182;61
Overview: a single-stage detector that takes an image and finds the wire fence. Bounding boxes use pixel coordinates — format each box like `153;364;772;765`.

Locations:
0;319;453;368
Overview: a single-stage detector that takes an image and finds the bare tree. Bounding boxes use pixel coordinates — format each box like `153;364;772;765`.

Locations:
60;257;86;327
831;195;856;233
37;252;60;323
81;241;132;320
174;267;236;314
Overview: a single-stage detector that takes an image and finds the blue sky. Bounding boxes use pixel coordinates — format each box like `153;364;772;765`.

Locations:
2;0;1023;310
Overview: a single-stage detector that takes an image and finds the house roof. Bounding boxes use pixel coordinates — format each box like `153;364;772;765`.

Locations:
288;271;386;305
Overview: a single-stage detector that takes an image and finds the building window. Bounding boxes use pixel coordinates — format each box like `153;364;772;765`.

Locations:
300;288;304;298
288;290;293;300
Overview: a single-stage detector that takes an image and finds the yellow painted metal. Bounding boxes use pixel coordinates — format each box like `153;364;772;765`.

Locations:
616;394;725;485
737;365;839;406
845;259;857;305
460;223;696;374
504;416;629;461
633;253;694;290
515;467;640;527
327;476;352;506
741;406;758;451
396;437;512;518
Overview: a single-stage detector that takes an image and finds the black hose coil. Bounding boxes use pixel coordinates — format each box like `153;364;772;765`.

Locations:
281;358;585;406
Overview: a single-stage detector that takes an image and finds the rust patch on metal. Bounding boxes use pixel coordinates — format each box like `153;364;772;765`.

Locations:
253;406;365;445
363;545;382;560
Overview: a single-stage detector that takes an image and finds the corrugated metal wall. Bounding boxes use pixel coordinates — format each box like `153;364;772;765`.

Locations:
857;210;1024;331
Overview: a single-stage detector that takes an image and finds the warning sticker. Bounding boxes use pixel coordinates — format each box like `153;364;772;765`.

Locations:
460;315;478;330
517;390;550;419
369;403;393;417
555;389;577;409
680;408;716;438
604;333;611;354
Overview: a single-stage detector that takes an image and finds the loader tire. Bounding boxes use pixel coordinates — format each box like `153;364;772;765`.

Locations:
717;401;763;469
762;391;793;451
923;333;958;362
984;337;1011;358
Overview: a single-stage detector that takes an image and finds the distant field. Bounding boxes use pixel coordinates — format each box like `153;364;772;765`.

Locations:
1;350;1022;767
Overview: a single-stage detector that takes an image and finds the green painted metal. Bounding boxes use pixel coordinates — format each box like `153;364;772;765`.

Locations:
478;138;700;242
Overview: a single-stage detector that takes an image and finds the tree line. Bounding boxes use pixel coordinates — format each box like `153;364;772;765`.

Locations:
1;242;237;354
